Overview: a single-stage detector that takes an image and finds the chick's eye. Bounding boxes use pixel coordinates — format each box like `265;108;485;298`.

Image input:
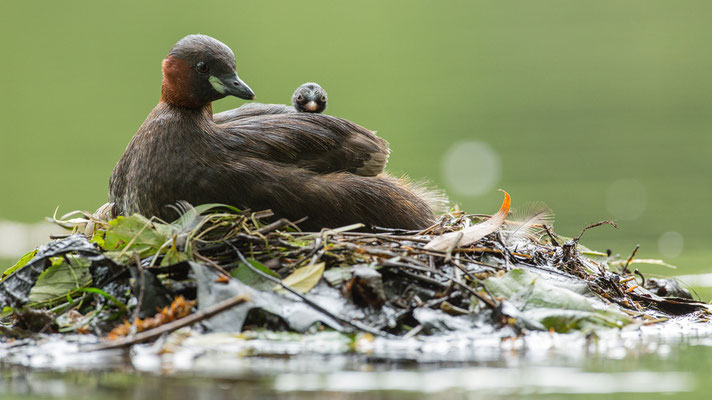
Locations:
321;95;327;102
196;62;209;73
297;95;304;101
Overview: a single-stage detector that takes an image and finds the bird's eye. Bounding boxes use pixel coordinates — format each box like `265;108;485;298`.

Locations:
320;95;327;102
297;95;304;101
196;61;209;73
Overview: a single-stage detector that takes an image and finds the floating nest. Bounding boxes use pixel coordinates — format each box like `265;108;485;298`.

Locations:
0;193;709;347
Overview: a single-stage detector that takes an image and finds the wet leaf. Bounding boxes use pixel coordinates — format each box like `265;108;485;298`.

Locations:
278;262;325;294
192;262;342;332
28;255;92;304
483;268;631;332
2;249;38;280
231;259;280;291
0;235;100;308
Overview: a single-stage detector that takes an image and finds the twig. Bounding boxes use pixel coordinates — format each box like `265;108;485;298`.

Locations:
254;218;290;235
575;220;618;242
375;294;456;330
228;243;394;338
622;244;640;275
132;252;145;324
542;224;559;247
403;324;423;339
342;243;431;270
334;232;431;243
444;231;463;263
382;258;497;309
308;237;324;266
83;294;250;352
634;269;646;286
290;238;323;267
388;265;448;288
193;252;231;277
298;223;365;240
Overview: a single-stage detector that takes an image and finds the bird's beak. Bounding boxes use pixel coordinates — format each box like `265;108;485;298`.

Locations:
209;73;256;100
304;101;319;112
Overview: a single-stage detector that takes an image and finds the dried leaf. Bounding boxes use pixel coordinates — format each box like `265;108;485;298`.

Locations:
425;190;511;251
277;262;325;294
107;296;195;340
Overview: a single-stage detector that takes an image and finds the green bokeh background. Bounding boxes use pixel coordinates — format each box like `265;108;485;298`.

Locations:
1;1;710;279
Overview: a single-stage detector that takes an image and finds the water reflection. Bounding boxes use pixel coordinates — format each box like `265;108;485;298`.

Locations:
273;368;692;394
3;320;712;399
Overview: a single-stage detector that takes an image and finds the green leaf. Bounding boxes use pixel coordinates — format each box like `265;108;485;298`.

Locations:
231;258;280;290
160;246;190;266
99;214;169;263
277;262;325;294
2;249;38;280
483;268;631;332
28;255;92;304
191;203;243;215
169;203;243;227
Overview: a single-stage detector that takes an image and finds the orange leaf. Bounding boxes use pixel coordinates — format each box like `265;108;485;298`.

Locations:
425;190;511;252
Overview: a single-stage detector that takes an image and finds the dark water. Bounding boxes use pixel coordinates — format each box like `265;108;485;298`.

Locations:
3;324;712;399
1;344;711;400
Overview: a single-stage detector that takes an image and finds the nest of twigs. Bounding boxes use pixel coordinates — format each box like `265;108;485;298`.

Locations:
1;196;710;345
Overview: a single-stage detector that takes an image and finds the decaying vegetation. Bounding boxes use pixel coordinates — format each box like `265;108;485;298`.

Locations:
0;192;709;348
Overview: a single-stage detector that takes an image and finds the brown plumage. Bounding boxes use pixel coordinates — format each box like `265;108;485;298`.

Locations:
213;102;296;122
109;34;444;231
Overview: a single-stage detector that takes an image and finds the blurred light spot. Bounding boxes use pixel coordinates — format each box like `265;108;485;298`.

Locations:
441;141;501;197
605;179;647;221
658;231;684;259
0;221;63;259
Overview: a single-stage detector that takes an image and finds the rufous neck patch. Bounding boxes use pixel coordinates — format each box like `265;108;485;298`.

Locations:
160;55;202;108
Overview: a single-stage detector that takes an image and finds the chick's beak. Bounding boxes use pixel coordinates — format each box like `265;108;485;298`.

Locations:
213;73;255;100
304;100;319;111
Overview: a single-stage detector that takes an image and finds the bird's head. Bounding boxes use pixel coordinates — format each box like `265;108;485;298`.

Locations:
291;82;327;113
160;34;255;108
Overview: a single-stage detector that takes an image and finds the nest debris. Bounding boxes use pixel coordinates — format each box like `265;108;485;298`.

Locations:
0;195;709;344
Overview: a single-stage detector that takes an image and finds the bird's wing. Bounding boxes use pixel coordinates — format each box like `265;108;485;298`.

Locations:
210;158;434;231
213;103;296;124
220;113;390;176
